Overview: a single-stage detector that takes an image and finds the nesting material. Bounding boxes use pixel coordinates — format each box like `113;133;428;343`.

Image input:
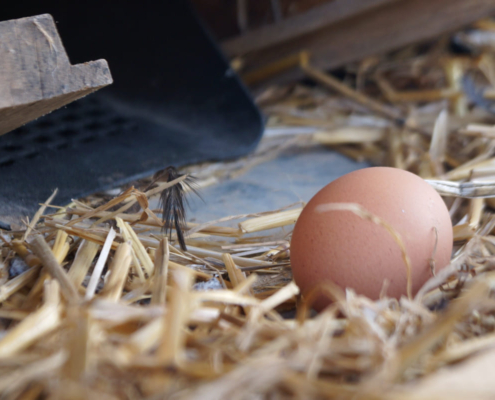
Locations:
5;22;495;400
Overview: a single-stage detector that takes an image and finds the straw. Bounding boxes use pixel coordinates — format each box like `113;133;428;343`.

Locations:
2;19;495;399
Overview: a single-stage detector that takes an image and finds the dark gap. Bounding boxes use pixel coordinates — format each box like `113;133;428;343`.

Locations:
108;129;120;137
35;119;55;129
58;128;77;138
88;109;106;118
84;122;103;131
2;144;23;152
13;127;29;135
25;151;40;159
81;136;97;144
62;114;79;122
0;159;15;168
34;135;52;144
110;116;128;126
55;143;70;150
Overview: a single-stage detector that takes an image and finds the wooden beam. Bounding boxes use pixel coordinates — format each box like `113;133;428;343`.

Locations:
0;14;112;137
222;0;398;56
236;0;495;86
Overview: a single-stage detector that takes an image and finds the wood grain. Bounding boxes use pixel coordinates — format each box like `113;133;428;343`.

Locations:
236;0;495;86
0;14;112;137
222;0;398;56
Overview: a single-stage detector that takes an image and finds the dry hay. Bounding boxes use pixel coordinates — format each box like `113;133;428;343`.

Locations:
4;21;495;400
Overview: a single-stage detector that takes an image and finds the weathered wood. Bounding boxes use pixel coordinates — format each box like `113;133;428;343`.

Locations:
234;0;495;86
0;14;112;137
222;0;398;56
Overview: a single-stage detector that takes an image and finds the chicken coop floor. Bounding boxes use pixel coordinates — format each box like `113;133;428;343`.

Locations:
186;145;368;223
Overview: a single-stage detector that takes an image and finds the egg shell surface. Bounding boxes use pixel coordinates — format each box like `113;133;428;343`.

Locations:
290;167;453;310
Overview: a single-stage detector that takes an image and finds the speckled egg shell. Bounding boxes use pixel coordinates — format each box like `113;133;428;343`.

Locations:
290;167;453;310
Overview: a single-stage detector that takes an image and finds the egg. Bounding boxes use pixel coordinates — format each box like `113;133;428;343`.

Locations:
290;167;453;310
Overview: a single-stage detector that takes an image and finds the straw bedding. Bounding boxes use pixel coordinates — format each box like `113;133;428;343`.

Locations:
3;22;495;399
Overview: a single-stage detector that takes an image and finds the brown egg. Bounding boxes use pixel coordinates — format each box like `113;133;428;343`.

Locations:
290;167;453;310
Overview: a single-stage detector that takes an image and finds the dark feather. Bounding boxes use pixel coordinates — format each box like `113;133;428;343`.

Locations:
0;220;11;231
149;166;201;251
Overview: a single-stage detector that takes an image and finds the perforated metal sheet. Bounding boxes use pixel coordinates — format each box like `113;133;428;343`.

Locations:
0;98;135;170
0;1;263;225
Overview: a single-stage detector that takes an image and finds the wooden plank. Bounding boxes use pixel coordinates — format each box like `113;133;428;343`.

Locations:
222;0;399;56
0;14;112;137
237;0;495;86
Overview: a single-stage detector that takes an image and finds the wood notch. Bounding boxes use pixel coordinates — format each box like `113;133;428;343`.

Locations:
0;13;113;137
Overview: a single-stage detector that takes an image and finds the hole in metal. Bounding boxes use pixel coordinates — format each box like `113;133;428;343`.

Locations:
0;159;15;168
2;144;23;152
